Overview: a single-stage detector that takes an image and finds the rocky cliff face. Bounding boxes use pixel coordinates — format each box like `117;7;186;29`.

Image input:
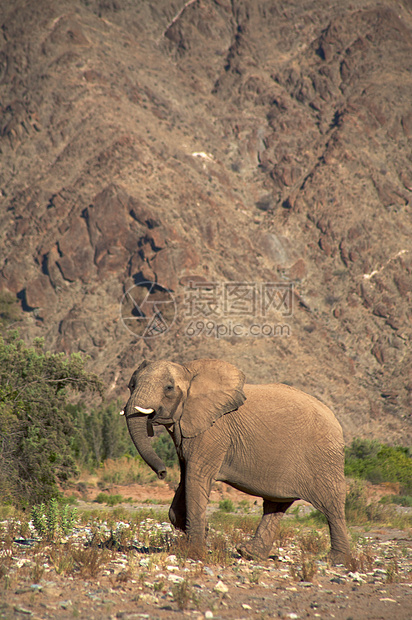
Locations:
1;0;411;443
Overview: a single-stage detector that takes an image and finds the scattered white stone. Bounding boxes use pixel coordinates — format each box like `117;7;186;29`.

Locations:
379;598;397;603
205;612;213;620
139;593;158;605
348;571;366;583
242;603;252;610
287;614;299;619
214;580;229;594
166;565;179;572
168;574;185;583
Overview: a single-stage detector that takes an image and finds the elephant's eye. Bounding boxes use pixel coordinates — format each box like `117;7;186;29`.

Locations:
164;384;174;393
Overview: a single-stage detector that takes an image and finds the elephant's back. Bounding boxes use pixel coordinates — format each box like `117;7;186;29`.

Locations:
241;382;343;439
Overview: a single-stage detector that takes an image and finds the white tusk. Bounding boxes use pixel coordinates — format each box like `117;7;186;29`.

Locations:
134;406;154;414
119;410;124;416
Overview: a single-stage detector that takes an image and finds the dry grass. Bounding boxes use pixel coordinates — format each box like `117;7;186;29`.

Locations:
297;529;329;556
276;522;296;549
290;550;318;582
98;457;180;486
71;544;111;578
345;544;376;573
172;578;200;611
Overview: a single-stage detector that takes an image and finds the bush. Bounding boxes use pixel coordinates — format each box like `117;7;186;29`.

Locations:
345;481;393;525
345;439;412;494
0;292;21;328
69;407;178;470
95;493;124;506
31;498;77;540
218;499;236;513
69;400;135;466
152;432;178;467
0;332;102;505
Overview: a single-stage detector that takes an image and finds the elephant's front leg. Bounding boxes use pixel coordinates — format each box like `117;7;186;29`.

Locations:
238;500;294;561
169;461;186;532
183;464;216;558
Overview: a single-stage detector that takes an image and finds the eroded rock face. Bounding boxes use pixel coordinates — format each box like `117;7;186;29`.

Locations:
0;0;411;444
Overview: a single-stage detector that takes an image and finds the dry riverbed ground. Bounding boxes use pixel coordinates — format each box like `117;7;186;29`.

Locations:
1;481;411;620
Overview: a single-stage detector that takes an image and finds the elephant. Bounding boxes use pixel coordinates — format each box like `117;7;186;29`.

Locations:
121;358;351;564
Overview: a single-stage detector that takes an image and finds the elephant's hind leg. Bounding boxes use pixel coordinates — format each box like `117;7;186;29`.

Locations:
238;500;294;561
325;507;351;565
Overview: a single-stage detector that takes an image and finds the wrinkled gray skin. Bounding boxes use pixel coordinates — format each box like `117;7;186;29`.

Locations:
122;359;351;563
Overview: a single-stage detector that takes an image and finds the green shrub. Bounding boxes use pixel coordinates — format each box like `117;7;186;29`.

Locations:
218;498;236;513
381;495;412;507
70;409;177;469
31;498;77;540
345;439;412;493
345;481;393;525
0;292;21;328
95;493;124;506
152;432;178;467
0;332;102;506
69;400;135;466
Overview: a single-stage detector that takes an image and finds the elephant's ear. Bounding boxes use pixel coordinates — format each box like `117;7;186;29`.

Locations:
180;359;246;438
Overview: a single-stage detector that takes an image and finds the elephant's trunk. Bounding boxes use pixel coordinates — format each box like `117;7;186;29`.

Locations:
125;412;167;480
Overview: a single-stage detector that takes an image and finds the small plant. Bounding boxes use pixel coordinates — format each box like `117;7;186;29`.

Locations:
71;544;109;578
238;499;250;512
153;579;165;592
31;557;45;582
218;499;235;513
276;522;296;548
290;550;318;582
298;529;328;556
386;558;399;583
31;499;77;541
172;579;199;611
208;531;232;566
49;544;75;576
248;568;262;584
345;544;375;572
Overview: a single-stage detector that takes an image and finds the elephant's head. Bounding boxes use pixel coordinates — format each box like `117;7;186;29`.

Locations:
122;359;246;479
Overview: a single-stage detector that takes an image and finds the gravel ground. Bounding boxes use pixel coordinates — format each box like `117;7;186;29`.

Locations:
1;511;411;620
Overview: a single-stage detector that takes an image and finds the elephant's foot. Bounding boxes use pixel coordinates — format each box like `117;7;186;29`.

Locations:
186;540;206;561
329;548;351;566
237;540;270;562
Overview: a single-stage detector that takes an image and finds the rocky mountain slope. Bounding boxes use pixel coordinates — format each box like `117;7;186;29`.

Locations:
0;0;411;444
